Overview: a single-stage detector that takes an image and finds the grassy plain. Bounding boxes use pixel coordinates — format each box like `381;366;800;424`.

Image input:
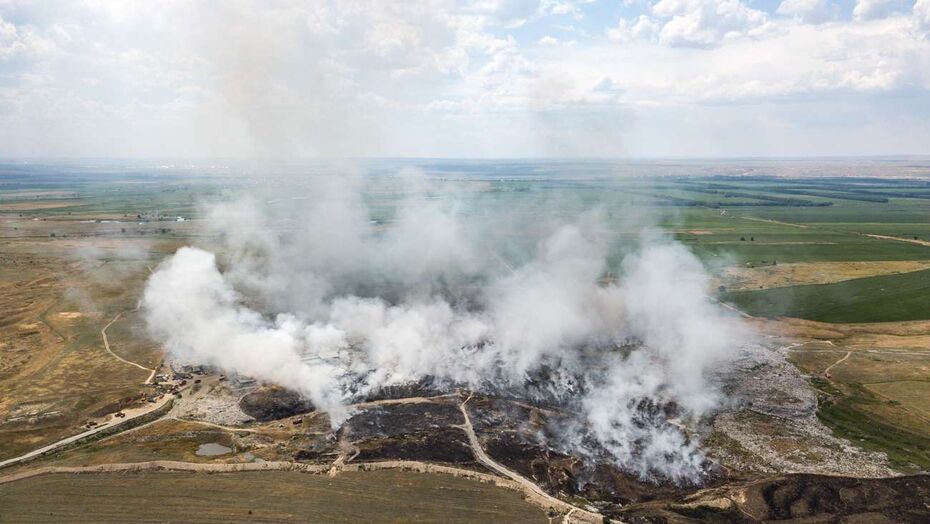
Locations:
784;325;930;472
0;470;547;523
724;268;930;322
0;165;202;462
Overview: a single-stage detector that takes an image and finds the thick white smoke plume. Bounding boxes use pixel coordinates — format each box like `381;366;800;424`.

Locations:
142;172;749;483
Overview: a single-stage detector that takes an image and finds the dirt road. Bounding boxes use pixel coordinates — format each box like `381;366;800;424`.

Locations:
864;233;930;248
0;309;170;470
457;394;605;524
824;351;852;377
0;395;173;470
101;312;157;384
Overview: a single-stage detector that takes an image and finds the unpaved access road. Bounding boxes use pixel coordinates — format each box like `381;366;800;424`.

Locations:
457;394;606;524
101;311;157;384
864;233;930;248
0;394;173;470
0;309;169;470
824;351;852;376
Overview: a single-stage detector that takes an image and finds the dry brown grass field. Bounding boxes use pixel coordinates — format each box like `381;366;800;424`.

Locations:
0;207;181;461
719;260;930;291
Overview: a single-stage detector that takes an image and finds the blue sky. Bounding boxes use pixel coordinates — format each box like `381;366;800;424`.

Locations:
1;0;930;158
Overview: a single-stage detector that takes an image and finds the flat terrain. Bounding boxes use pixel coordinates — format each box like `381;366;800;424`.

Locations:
772;319;930;471
2;161;930;519
724;268;930;322
0;470;547;523
0;166;200;461
0;235;172;460
719;260;930;291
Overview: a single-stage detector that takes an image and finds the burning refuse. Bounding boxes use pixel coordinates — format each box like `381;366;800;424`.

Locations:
142;173;750;484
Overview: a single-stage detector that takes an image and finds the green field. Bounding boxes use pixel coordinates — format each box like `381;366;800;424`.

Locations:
723;268;930;322
809;378;930;471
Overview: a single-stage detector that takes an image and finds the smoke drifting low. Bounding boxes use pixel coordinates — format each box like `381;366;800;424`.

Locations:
142;172;749;483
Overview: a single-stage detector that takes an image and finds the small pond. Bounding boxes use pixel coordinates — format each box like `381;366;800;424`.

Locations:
195;442;232;456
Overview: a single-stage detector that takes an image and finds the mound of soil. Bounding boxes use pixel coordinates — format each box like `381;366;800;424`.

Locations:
740;474;930;522
239;386;314;422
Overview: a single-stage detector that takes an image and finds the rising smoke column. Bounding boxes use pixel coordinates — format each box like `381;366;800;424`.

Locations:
142;173;750;482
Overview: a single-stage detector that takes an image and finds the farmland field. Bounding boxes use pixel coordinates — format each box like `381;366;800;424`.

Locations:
724;269;930;323
0;470;547;523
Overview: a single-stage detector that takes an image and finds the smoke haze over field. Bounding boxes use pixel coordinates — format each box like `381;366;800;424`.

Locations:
142;172;750;483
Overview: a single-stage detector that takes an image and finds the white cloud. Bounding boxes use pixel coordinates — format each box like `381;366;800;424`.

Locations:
538;35;560;45
539;0;595;19
776;0;837;24
0;14;54;59
853;0;903;21
560;13;930;120
917;0;930;37
608;15;660;43
613;0;772;48
537;35;576;46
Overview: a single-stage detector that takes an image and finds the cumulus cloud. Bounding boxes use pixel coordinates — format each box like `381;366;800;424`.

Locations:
650;0;771;47
608;0;773;48
0;13;54;59
853;0;904;21
143;174;750;482
608;15;661;43
776;0;837;24
917;0;930;37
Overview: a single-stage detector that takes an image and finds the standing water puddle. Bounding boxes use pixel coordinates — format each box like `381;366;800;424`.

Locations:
195;442;232;456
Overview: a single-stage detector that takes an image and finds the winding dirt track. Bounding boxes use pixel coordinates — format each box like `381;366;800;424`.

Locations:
457;394;605;524
0;311;169;471
824;351;852;376
101;312;157;384
0;460;473;485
